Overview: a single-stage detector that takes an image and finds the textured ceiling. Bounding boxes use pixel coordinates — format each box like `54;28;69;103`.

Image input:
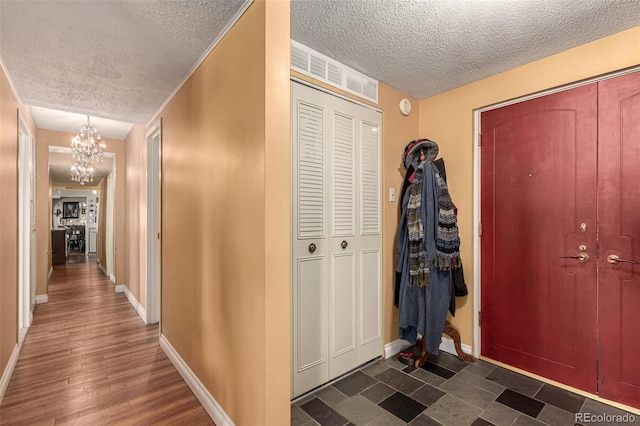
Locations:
291;0;640;99
0;0;638;140
0;0;250;125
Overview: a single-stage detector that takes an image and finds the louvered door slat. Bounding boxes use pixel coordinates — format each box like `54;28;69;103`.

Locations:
297;102;325;239
332;112;355;236
361;121;380;235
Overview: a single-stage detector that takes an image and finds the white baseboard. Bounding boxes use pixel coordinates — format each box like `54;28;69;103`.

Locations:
18;327;29;345
116;284;147;324
98;263;108;277
0;344;21;404
110;274;116;283
384;339;413;359
159;335;233;425
440;336;473;358
384;337;473;359
48;266;53;280
35;294;48;304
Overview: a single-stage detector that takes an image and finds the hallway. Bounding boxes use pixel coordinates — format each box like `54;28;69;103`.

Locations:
0;262;213;425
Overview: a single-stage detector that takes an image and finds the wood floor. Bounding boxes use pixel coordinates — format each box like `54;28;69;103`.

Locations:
0;261;214;425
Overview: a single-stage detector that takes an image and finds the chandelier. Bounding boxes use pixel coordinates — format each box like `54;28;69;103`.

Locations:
70;115;106;185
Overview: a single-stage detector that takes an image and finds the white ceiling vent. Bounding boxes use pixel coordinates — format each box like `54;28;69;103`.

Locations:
291;40;378;104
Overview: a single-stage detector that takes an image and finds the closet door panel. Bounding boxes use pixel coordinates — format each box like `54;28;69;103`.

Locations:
297;101;326;239
292;84;329;397
329;101;358;378
360;120;381;236
358;116;382;361
332;112;355;237
330;252;357;377
359;249;381;361
296;257;328;369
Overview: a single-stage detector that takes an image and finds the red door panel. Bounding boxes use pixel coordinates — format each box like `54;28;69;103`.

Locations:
481;84;598;392
597;71;640;408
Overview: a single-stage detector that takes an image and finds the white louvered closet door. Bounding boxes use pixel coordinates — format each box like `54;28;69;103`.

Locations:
292;82;381;398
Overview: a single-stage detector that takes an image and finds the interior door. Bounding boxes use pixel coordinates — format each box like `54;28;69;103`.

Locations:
481;84;599;393
597;71;640;408
292;81;382;398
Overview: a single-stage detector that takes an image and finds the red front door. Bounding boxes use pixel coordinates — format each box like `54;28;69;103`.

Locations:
597;72;640;408
481;71;640;408
481;83;599;393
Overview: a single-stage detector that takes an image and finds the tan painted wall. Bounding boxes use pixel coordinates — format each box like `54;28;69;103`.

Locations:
419;26;640;349
0;64;19;378
124;125;147;308
155;1;290;423
263;0;291;422
35;129;126;296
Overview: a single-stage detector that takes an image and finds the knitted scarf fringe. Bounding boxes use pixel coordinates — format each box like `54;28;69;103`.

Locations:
407;164;429;287
435;171;460;270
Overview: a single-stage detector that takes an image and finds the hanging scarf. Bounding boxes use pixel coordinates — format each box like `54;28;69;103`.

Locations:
406;163;429;287
434;169;460;270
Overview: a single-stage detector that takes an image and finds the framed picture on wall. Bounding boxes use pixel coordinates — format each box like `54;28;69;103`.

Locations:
63;202;80;219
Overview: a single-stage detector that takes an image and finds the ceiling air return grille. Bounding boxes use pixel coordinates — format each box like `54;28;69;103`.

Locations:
291;40;378;104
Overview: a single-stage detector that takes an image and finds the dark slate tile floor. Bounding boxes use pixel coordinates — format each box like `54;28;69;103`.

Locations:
291;351;640;426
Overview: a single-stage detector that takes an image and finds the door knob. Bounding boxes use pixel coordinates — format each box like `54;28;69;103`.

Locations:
341;240;348;249
308;243;316;253
559;253;589;262
607;254;639;264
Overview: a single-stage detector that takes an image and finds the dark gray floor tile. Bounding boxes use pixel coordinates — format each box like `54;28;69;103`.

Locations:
536;403;576;426
580;398;638;417
292;404;316;426
334;371;379;397
385;353;414;370
425;394;483;426
479;401;521;426
411;368;447;387
300;397;350;426
403;365;417;374
421;361;456;379
362;361;391;378
534;383;585;414
485;367;544;397
361;382;396;404
335;394;386;425
454;370;506;395
378;392;427;423
512;414;546;425
471;418;495;426
462;360;497;378
496;389;545;418
316;385;350;407
439;377;497;409
375;367;425;394
410;383;446;407
365;411;407;426
409;414;444;425
430;351;470;372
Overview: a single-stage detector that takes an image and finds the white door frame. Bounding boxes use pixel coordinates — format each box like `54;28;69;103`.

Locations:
105;171;116;282
17;113;33;343
146;119;162;325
